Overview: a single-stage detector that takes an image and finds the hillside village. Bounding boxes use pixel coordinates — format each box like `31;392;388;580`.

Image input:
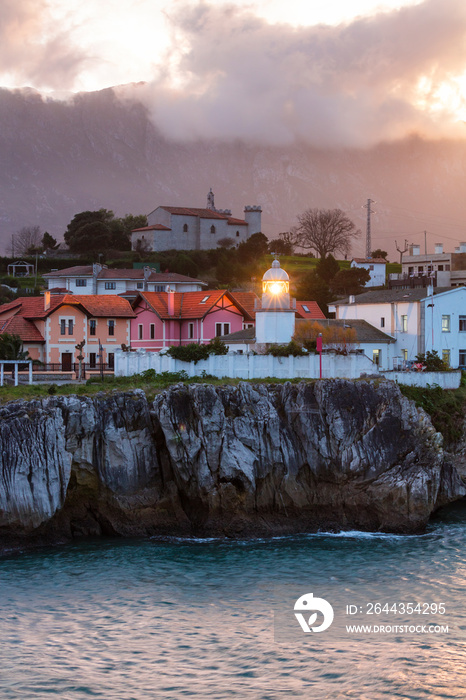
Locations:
1;190;466;385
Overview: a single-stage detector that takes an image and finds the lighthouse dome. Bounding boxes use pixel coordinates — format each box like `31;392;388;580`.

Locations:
262;259;289;281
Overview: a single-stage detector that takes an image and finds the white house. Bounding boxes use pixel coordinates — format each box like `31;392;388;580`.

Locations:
131;189;262;252
351;257;386;287
420;286;466;368
329;285;466;368
43;264;206;296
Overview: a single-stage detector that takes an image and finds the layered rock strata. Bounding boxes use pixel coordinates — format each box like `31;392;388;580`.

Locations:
0;380;464;551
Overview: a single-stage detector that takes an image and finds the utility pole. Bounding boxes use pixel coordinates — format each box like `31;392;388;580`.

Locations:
363;199;376;258
395;239;409;266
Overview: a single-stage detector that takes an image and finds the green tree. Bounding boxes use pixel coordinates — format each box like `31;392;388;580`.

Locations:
237;232;269;263
41;232;58;251
268;231;294;255
330;268;370;296
371;249;388;260
294;208;361;259
316;254;340;283
295;270;332;315
0;333;30;360
64;209;147;253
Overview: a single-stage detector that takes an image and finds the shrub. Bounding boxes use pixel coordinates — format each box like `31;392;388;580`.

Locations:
266;340;307;357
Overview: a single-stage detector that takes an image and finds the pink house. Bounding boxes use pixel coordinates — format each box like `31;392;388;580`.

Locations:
130;290;253;349
0;294;135;370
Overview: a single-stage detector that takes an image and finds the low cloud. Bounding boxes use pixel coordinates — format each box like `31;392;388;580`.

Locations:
0;0;88;89
122;0;466;147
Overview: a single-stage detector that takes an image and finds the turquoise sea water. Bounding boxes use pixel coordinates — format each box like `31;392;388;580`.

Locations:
2;504;466;699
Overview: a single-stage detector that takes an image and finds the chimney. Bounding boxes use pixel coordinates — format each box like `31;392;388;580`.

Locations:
460;242;466;254
167;287;175;316
434;243;443;254
44;291;51;311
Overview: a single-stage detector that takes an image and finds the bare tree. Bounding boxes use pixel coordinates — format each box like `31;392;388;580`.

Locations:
294;208;360;259
12;225;43;256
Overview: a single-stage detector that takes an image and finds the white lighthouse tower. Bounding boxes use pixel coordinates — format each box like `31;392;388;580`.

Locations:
255;259;296;344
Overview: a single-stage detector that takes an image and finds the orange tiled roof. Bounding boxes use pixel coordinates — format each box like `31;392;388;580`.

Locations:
63;295;136;318
229;291;260;318
227;217;248;226
135;290;251;320
132;225;171;232
44;265;93;278
352;258;387;264
0;294;135;320
295;301;326;320
0;315;45;343
160;207;230;220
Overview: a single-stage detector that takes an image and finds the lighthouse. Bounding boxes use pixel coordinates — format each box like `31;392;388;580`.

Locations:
255;259;295;344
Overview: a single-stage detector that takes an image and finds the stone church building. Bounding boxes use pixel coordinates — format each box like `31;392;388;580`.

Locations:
131;189;262;252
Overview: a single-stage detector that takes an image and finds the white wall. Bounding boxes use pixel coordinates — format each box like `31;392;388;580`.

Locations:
115;349;376;380
422;287;466;367
380;371;461;389
336;301;420;363
351;261;386;287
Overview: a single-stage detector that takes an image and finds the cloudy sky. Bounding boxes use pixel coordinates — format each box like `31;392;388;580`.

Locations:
2;0;466;147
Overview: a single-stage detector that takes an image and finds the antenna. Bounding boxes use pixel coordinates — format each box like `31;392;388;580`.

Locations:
395;239;409;265
363;199;376;258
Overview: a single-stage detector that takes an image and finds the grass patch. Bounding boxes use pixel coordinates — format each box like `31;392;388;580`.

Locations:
398;381;466;445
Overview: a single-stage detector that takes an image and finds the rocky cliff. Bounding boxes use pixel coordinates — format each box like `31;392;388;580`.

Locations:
0;380;464;551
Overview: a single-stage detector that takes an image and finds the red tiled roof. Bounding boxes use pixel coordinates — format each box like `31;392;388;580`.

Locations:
229;291;260;318
135;290;251;320
160;207;230;220
352;258;387;264
295;301;326;319
0;316;45;343
64;295;136;318
227;217;248;226
0;294;135;319
132;225;171;232
44;266;93;278
0;298;23;315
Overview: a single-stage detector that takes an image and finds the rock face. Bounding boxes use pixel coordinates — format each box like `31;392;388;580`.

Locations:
0;380;464;550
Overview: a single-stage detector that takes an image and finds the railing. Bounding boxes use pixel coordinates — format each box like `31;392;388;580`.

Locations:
31;362;114;379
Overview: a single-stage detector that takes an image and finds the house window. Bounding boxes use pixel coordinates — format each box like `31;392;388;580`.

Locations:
408;267;414;276
183;224;188;232
373;349;380;365
89;319;96;336
236;231;240;237
438;265;444;271
138;324;143;340
108;320;115;336
418;266;424;273
442;315;450;332
401;349;408;361
442;349;450;367
89;352;96;368
446;264;451;271
68;320;74;335
60;319;66;335
76;279;87;287
105;282;116;290
459;349;466;367
210;225;216;234
201;296;210;303
188;323;194;339
302;305;310;313
380;317;385;328
369;264;374;271
136;282;144;289
223;323;230;336
400;315;408;332
154;285;165;292
216;323;222;337
460;316;466;332
108;353;114;370
150;324;155;340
